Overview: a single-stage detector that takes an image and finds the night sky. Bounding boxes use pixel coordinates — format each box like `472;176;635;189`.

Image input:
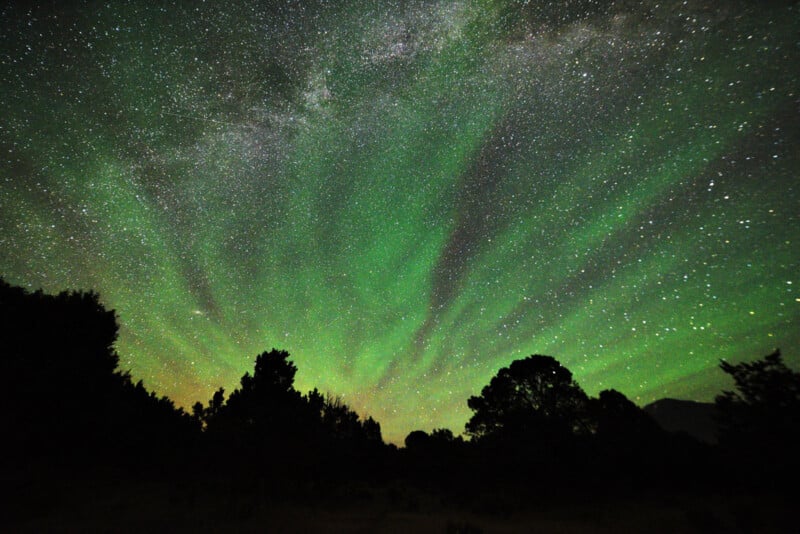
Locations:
1;0;798;444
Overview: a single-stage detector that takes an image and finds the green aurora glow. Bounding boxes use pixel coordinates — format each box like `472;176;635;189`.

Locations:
1;0;798;443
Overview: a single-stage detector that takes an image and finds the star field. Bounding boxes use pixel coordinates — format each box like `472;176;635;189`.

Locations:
1;0;798;444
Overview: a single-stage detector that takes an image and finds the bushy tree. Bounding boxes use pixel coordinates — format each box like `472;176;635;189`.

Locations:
715;349;800;452
0;279;121;401
466;355;590;443
0;278;197;466
404;430;431;451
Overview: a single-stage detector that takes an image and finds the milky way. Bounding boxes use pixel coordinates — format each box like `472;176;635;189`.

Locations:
1;0;798;443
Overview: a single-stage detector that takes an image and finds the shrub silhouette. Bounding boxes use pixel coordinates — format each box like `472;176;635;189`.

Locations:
404;428;463;454
402;427;467;486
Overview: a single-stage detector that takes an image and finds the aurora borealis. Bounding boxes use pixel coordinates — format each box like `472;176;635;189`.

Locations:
1;1;797;444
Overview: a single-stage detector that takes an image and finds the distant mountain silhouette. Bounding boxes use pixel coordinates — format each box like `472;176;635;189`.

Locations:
643;398;717;444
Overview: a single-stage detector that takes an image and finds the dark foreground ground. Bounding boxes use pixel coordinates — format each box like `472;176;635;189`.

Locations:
6;474;796;533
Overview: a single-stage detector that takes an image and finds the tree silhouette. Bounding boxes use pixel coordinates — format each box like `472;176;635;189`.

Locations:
404;428;463;457
5;273;798;526
590;388;661;441
198;348;385;480
203;349;309;442
1;279;120;393
404;430;431;451
715;349;800;455
586;388;668;482
361;415;383;444
2;278;121;458
465;355;590;444
1;278;197;469
313;392;384;446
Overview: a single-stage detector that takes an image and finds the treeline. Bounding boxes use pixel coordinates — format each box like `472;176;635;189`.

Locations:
3;278;799;510
1;278;387;487
402;351;799;505
191;348;387;485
